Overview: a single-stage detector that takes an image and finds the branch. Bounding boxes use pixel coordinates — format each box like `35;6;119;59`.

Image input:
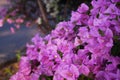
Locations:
37;0;52;32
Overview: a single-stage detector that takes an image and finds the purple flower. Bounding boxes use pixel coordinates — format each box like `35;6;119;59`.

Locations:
30;73;40;80
77;3;89;13
95;70;120;80
54;64;79;80
26;44;39;60
77;27;90;43
79;64;90;76
39;57;55;76
53;73;64;80
10;72;30;80
70;11;81;24
19;57;31;75
111;0;120;2
95;71;111;80
104;4;120;15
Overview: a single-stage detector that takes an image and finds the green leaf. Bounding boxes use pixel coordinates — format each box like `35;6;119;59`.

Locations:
4;68;12;75
111;39;120;57
113;35;120;40
78;74;93;80
16;50;21;61
98;29;104;36
57;50;63;58
116;2;120;7
39;75;53;80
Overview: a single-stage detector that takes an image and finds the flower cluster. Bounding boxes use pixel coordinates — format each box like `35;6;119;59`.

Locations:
10;0;120;80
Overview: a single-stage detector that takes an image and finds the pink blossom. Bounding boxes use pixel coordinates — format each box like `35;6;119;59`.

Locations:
16;18;24;23
10;27;15;33
7;18;14;24
0;19;3;27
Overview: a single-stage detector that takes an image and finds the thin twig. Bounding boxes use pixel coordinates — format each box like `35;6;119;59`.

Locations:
37;0;52;32
64;0;69;18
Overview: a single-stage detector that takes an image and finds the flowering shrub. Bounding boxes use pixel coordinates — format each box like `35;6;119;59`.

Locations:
10;0;120;80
